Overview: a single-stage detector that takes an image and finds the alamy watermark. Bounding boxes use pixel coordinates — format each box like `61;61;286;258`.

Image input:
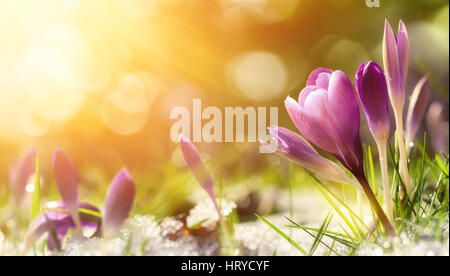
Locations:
170;99;278;153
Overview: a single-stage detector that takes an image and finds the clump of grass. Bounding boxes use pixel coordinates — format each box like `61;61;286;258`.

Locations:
257;135;449;256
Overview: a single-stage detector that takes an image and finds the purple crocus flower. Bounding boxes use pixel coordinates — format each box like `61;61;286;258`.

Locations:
265;126;358;188
9;149;36;206
25;201;101;251
383;19;411;193
52;149;82;232
355;61;394;222
102;169;136;239
355;61;390;142
383;19;409;109
285;68;363;177
427;102;449;154
406;77;431;148
284;67;395;236
179;135;222;221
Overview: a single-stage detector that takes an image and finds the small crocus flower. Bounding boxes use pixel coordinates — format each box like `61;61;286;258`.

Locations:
9;149;36;206
285;68;364;177
383;19;411;193
25;201;101;252
355;61;390;142
427;102;449;154
265;126;358;188
405;77;431;148
179;136;222;221
355;61;393;222
102;169;136;239
383;19;409;109
52;149;82;232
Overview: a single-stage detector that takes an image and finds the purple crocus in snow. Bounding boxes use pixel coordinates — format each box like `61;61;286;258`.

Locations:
102;169;136;239
383;19;411;192
52;149;82;233
25;201;101;252
284;67;395;236
179;135;222;221
265;126;358;188
355;61;393;222
9;149;36;206
405;77;431;151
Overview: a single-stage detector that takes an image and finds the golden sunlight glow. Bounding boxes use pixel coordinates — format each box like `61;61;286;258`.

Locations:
101;73;157;136
227;51;288;101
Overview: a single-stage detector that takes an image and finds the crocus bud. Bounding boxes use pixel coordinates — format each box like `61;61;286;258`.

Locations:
179;136;222;221
102;169;135;239
405;77;431;147
427;102;449;154
285;68;364;177
355;61;390;142
179;136;214;196
383;19;409;109
9;149;36;206
266;126;358;188
52;149;81;231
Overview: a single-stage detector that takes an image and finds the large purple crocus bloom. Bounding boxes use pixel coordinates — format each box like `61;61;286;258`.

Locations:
285;68;363;177
284;67;395;236
25;201;101;251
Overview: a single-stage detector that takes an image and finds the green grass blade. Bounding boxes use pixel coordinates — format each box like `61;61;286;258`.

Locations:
435;154;449;177
314;183;360;239
32;156;40;220
255;214;308;256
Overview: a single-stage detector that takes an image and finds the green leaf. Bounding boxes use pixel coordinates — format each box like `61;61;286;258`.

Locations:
435;154;449;177
255;214;308;256
32;156;40;220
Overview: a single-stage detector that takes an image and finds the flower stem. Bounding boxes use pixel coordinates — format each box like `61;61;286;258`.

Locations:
356;175;396;237
376;140;394;224
70;209;83;235
393;110;411;194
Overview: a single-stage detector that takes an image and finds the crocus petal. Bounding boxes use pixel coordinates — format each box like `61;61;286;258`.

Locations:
383;20;402;92
285;96;340;157
406;77;430;145
102;169;136;239
179;136;214;193
355;61;390;142
269;126;320;163
327;70;363;171
25;201;101;251
397;20;409;87
383;19;409;108
427;102;448;154
267;126;359;188
306;67;333;86
45;201;101;249
52;150;78;214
